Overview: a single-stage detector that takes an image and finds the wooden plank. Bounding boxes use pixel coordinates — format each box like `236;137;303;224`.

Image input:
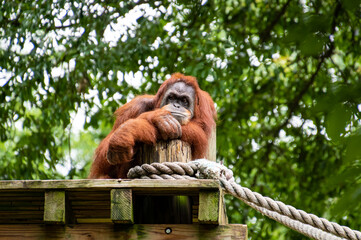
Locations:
72;205;110;210
198;190;220;224
0;219;44;224
0;192;44;197
0;224;247;240
0;179;220;191
198;190;228;225
111;189;133;224
219;190;229;224
206;127;216;162
0;211;43;216
0;197;44;201
43;191;66;224
0;215;43;220
76;218;113;223
0;206;44;211
68;193;110;200
0;201;43;206
73;210;110;216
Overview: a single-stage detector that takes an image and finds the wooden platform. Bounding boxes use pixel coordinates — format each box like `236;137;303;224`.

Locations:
0;179;247;239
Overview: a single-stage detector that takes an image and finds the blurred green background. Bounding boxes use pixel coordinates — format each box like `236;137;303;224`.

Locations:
1;0;360;239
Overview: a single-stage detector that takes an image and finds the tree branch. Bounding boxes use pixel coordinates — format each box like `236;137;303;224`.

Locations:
273;2;342;134
260;0;292;43
260;2;343;162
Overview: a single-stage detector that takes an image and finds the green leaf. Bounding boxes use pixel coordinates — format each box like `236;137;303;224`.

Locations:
299;35;325;56
325;104;351;140
345;134;361;162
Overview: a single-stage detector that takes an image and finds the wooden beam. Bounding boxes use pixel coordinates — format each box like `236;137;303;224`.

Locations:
111;189;133;224
198;190;220;224
43;191;65;224
219;189;229;224
0;224;248;240
0;179;220;191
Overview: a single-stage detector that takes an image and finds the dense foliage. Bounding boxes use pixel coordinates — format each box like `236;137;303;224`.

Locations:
1;0;360;239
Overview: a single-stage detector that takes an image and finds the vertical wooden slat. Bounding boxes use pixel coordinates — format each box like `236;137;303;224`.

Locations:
219;189;229;224
44;191;66;224
206;127;216;162
111;189;133;224
198;190;220;224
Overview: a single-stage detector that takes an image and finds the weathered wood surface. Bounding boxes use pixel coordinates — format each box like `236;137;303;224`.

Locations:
111;189;133;224
206;127;217;162
137;127;216;164
43;191;66;224
199;190;220;224
138;140;192;164
67;190;109;224
0;224;247;240
0;191;44;224
0;179;222;225
136;140;193;224
0;179;220;191
198;189;228;225
219;189;229;225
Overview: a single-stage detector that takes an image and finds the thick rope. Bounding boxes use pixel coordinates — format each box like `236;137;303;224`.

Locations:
127;159;361;240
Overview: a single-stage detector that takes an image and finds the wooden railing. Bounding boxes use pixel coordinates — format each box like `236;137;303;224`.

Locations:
0;179;247;239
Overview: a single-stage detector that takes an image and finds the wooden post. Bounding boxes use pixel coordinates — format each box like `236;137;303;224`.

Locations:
133;127;218;224
199;190;219;224
111;189;133;224
198;189;228;225
134;139;192;224
138;140;191;164
206;127;216;162
44;191;66;224
136;127;216;163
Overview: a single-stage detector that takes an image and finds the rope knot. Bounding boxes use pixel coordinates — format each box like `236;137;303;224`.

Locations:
192;159;234;182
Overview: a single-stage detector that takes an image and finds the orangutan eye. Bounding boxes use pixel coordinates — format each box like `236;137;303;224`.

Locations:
168;94;175;101
182;97;189;107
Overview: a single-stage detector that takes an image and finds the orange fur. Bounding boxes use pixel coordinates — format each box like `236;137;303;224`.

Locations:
88;73;216;179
